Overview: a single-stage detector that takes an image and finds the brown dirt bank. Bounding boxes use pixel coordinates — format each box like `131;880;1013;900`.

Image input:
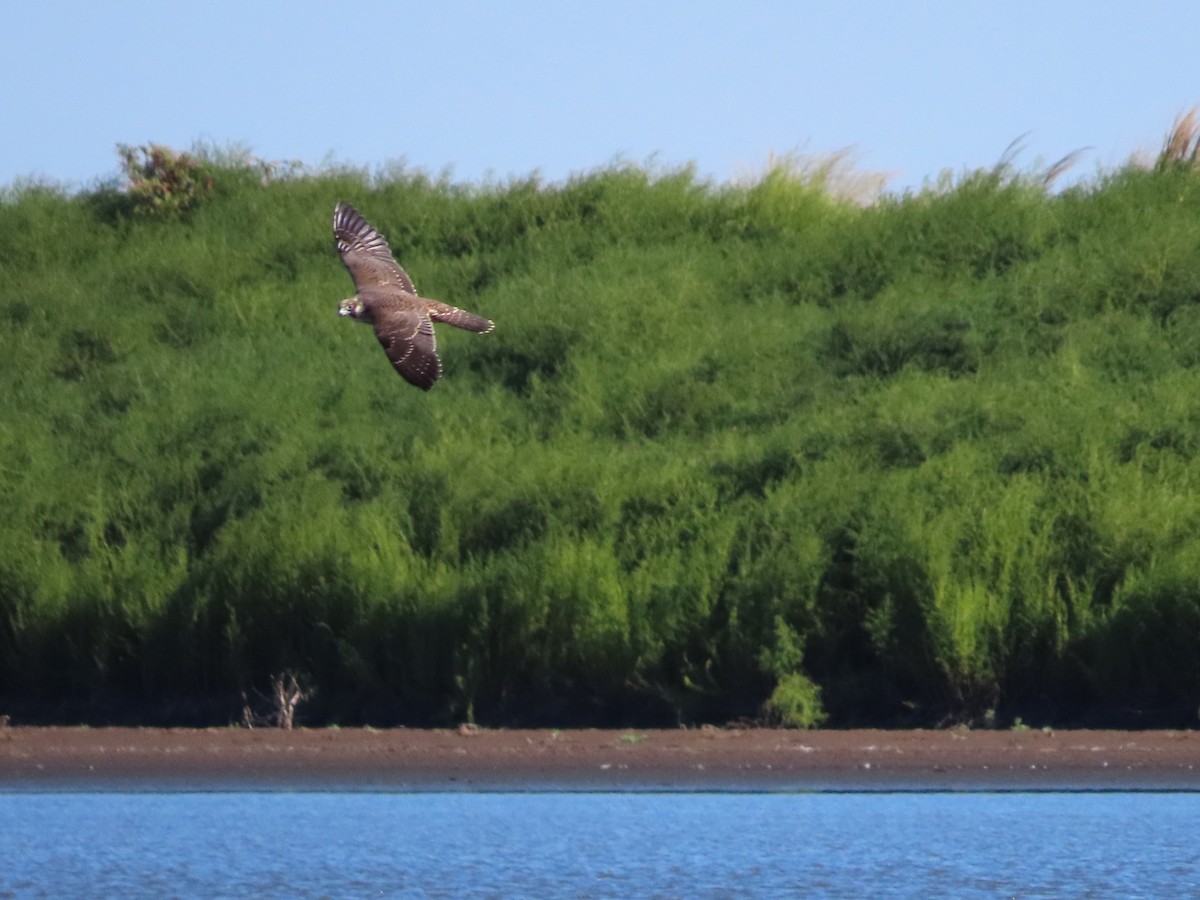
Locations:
2;726;1198;791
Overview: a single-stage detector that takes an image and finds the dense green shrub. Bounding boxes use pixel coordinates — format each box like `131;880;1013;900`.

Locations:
117;144;214;219
4;143;1200;727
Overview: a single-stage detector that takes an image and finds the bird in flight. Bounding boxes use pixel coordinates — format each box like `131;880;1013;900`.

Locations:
333;202;493;390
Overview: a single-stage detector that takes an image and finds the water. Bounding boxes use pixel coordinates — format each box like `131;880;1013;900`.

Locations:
1;791;1197;897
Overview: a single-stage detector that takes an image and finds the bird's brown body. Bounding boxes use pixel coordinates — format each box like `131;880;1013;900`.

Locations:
333;202;493;390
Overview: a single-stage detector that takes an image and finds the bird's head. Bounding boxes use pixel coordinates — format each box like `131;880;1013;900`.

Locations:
338;298;367;320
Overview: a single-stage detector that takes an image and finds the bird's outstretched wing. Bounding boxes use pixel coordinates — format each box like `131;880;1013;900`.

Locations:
333;202;417;294
372;304;441;391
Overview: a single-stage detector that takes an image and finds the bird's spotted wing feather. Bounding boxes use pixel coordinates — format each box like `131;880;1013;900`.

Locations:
333;202;417;294
372;305;442;391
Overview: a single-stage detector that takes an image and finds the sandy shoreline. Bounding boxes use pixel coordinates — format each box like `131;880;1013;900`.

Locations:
3;726;1199;791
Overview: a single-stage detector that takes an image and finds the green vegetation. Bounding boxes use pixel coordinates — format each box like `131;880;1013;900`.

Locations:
3;121;1200;728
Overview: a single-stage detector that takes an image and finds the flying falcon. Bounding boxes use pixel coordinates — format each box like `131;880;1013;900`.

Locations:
333;202;494;390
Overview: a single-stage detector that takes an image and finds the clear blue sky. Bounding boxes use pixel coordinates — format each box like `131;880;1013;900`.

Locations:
4;1;1197;193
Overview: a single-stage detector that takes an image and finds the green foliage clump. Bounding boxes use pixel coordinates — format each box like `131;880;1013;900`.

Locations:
118;143;214;218
4;136;1200;727
764;674;827;729
761;618;826;728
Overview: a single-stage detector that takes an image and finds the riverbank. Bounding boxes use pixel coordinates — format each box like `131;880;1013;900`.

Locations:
2;726;1198;791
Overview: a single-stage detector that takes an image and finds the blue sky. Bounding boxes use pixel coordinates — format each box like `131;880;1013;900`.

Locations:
4;2;1197;193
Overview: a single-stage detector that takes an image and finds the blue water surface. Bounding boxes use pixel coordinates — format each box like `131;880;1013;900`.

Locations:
1;791;1197;897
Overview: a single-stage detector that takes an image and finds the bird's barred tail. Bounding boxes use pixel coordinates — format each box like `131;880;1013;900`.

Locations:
429;302;495;334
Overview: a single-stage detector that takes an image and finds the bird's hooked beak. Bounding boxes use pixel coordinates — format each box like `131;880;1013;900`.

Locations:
338;299;356;318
